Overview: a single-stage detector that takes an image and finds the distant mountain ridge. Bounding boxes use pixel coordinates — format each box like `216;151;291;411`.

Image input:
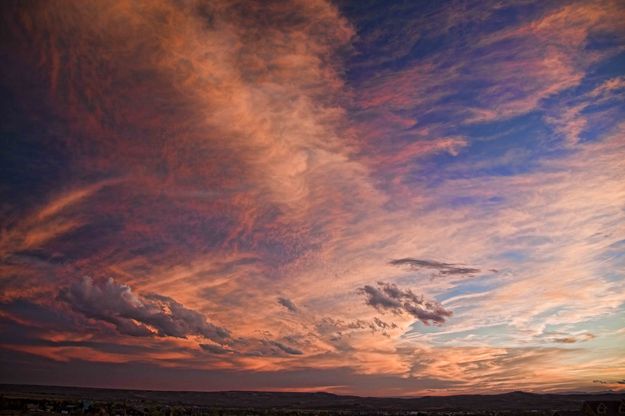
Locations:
1;384;624;411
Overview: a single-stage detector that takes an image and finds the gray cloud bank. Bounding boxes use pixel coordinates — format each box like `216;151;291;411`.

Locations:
59;277;230;343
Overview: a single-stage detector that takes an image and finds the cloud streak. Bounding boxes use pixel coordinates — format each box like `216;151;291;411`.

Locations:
389;258;481;275
277;297;299;313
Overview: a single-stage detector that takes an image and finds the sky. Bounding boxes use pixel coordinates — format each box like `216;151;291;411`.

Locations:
0;0;624;396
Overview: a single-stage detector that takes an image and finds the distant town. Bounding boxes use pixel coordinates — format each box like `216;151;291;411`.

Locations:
1;385;624;416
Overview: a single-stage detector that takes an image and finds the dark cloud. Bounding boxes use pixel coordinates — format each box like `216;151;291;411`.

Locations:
196;333;307;357
360;285;402;310
59;277;230;343
0;348;461;395
277;297;298;313
359;282;452;325
551;333;595;344
57;278;307;358
593;379;625;385
373;317;396;331
0;319;186;357
315;317;397;339
0;298;79;333
239;338;304;357
552;337;576;344
389;258;480;275
199;343;232;355
553;337;577;344
267;340;304;356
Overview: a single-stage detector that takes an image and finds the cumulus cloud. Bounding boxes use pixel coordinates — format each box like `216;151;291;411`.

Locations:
359;282;452;325
59;277;230;343
277;297;298;313
390;258;481;275
360;285;402;310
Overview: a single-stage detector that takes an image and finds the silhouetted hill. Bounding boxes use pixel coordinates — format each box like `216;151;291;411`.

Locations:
1;384;624;411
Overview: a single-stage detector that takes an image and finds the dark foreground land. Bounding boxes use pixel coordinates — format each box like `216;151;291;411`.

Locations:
1;384;623;416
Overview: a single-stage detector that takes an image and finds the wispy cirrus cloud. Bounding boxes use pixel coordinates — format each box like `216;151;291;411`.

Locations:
544;75;625;145
351;0;625;183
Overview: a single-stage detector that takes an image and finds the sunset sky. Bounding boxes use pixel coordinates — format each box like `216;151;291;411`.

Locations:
1;0;624;396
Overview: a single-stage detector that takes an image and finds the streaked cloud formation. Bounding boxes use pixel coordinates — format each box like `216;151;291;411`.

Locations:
389;259;481;276
1;0;624;396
